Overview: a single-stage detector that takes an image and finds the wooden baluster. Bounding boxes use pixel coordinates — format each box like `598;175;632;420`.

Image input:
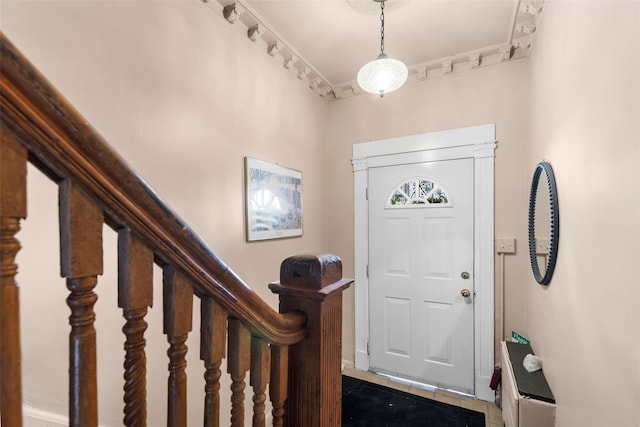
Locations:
163;265;193;427
200;297;227;427
0;134;27;427
250;336;270;427
59;179;104;427
118;229;153;427
269;254;353;427
227;318;251;427
269;345;288;427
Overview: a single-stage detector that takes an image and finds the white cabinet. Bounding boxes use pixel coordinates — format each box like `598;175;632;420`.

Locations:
501;341;556;427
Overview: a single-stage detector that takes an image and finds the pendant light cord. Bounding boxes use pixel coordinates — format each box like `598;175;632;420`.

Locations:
379;0;385;54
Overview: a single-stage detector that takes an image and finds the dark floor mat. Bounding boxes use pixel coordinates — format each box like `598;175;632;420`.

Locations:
342;375;486;427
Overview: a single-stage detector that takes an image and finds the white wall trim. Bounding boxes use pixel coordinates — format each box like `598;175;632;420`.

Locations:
202;0;543;101
23;405;68;426
352;123;496;401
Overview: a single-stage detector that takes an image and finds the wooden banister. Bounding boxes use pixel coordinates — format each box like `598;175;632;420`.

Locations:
118;228;154;427
200;297;227;427
250;336;271;427
0;32;353;427
0;33;306;346
163;266;194;427
270;254;352;427
269;345;289;427
228;318;251;427
0;133;27;427
60;180;103;427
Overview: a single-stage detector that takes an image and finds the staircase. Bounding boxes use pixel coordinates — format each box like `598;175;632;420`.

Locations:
0;32;352;427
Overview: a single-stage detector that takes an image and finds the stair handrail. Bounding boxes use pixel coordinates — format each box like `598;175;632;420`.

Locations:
0;32;306;346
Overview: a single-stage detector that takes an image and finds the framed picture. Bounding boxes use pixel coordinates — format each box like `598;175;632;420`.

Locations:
244;157;303;241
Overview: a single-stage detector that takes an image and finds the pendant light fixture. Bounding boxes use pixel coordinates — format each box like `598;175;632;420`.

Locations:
357;0;408;97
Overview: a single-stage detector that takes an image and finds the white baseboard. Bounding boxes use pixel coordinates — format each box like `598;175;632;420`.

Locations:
354;349;369;371
476;375;495;402
23;405;68;427
342;359;354;370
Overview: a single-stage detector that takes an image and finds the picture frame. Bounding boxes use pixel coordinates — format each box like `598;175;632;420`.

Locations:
244;157;303;241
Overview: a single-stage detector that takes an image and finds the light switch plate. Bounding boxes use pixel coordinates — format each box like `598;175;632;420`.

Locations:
496;238;516;254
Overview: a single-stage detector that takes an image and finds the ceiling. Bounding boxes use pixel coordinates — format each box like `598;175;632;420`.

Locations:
207;0;542;98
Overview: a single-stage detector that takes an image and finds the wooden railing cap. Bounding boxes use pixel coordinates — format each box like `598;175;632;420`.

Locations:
277;254;344;290
269;254;352;294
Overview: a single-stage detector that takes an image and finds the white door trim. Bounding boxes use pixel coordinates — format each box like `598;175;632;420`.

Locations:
352;124;496;401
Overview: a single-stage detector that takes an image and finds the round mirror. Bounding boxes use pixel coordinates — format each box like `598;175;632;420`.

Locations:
528;161;559;285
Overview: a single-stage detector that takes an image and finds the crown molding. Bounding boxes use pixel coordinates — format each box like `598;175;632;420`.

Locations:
202;0;335;98
202;0;544;101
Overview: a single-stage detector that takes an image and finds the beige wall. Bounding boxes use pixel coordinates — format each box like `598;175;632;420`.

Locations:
2;0;329;424
526;1;640;426
5;0;639;425
325;59;531;366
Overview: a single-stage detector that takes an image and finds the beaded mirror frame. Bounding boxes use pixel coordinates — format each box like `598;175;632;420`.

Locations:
528;161;559;285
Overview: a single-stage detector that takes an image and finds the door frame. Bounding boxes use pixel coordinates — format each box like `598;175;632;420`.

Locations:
352;124;496;401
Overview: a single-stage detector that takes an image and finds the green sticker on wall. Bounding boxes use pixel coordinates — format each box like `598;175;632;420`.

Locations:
512;331;530;345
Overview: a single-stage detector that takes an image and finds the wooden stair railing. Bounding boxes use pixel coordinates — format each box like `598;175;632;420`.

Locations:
0;32;352;427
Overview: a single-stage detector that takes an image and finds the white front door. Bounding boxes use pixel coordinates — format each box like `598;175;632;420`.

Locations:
368;158;475;393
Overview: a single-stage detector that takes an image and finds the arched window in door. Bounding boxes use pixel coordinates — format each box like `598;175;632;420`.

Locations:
387;177;449;206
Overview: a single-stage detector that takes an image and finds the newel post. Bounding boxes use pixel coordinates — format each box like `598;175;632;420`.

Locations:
269;254;353;427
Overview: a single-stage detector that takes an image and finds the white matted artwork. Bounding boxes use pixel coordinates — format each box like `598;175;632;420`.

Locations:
244;157;303;241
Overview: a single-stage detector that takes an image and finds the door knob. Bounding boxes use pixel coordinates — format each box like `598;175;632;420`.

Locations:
461;271;470;279
461;288;471;298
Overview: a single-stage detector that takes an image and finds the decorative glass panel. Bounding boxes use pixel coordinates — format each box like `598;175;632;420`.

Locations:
387;178;449;206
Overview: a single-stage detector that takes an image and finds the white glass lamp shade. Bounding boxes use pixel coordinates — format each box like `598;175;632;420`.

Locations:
357;53;408;97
